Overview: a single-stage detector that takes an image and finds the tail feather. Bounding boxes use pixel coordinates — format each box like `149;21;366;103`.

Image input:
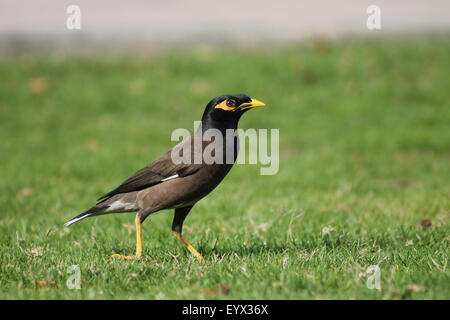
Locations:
64;205;109;227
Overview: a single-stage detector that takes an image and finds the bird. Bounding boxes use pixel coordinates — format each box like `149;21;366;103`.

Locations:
65;94;265;260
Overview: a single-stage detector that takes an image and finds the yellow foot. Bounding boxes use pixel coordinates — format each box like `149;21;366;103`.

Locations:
173;231;203;261
111;213;144;260
190;250;203;261
111;253;141;260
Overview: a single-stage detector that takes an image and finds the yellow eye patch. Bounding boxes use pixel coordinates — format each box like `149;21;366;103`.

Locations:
214;98;265;111
214;99;236;111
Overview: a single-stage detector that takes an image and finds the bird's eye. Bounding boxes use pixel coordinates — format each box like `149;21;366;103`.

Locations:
226;99;236;108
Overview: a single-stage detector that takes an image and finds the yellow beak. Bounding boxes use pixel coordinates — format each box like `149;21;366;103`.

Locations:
238;98;266;110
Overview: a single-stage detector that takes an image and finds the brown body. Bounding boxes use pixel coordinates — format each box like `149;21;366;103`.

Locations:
73;131;237;224
65;94;264;259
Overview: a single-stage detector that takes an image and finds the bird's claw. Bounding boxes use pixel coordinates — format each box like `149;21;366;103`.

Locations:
111;253;141;260
189;249;204;260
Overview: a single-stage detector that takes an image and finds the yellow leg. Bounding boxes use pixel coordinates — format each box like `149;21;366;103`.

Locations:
111;214;143;259
173;231;203;260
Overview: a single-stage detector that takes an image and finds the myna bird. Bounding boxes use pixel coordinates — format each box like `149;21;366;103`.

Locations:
65;94;265;259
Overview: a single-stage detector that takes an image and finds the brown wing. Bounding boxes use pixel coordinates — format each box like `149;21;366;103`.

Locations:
97;136;204;202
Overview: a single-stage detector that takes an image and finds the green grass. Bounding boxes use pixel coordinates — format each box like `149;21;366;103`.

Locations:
0;37;449;299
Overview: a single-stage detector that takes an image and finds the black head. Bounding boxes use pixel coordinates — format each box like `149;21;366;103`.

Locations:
201;94;265;130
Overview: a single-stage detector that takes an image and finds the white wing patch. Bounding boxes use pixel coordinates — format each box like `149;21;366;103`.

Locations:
161;174;179;182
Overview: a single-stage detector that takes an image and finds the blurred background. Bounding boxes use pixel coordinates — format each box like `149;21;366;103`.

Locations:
1;1;449;53
0;1;449;299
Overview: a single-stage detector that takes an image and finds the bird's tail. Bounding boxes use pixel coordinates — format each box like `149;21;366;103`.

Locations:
64;205;110;227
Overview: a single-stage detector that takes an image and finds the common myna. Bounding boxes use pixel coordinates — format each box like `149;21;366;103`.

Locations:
65;94;265;259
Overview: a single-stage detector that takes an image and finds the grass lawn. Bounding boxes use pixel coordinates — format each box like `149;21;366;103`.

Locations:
0;37;448;299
